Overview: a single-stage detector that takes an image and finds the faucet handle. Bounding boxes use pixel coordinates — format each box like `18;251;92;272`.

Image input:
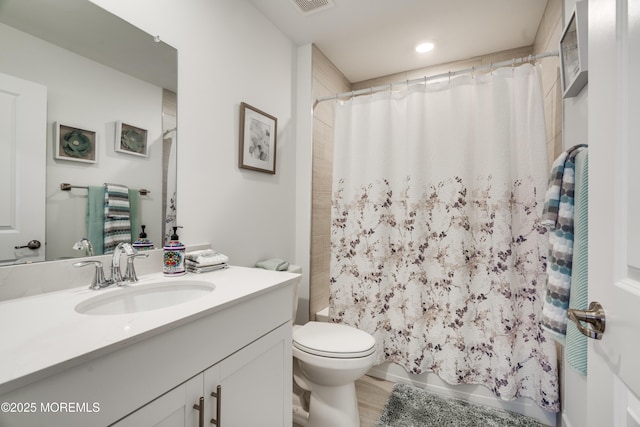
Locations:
73;260;110;290
124;252;149;283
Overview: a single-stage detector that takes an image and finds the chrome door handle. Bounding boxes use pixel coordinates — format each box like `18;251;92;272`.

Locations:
14;240;41;250
568;301;606;340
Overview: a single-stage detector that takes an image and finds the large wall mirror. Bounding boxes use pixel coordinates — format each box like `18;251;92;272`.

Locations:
0;0;177;265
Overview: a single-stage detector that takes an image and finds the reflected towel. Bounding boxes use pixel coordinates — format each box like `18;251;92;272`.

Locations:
565;150;589;375
104;183;130;253
105;183;130;219
86;186;105;255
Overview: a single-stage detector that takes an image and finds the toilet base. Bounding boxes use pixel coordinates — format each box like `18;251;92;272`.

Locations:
300;382;360;427
292;383;310;427
292;403;309;427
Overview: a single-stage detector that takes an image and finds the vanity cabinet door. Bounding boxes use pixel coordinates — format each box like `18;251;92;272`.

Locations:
112;322;291;427
111;376;202;427
204;322;291;427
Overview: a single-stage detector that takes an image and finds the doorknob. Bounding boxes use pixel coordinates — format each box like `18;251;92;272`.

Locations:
14;240;41;250
568;301;606;340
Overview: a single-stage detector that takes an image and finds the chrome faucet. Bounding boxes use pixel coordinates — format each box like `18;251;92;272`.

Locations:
72;238;94;257
74;243;149;290
111;242;148;285
73;260;111;290
110;243;130;285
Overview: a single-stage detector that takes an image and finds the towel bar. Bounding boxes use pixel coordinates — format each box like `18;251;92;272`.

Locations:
60;183;150;195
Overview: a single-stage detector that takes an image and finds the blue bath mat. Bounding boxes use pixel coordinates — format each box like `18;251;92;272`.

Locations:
375;383;543;427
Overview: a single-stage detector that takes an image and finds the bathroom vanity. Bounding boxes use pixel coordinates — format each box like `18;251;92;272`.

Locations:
0;266;297;426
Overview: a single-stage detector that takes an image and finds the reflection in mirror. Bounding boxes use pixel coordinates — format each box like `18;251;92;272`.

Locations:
0;0;177;265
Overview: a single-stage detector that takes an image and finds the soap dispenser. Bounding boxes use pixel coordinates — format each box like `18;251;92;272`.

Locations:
163;226;186;276
133;225;154;251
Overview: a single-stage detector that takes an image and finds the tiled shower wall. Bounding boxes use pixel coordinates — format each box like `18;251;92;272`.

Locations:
310;46;350;319
533;0;564;166
309;0;563;320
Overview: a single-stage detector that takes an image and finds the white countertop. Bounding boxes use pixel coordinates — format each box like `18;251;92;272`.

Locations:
0;266;298;395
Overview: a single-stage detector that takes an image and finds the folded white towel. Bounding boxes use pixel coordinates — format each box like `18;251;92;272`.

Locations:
185;249;229;267
255;258;289;271
187;263;228;273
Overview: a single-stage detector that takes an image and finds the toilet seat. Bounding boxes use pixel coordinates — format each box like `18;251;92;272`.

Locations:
293;321;375;358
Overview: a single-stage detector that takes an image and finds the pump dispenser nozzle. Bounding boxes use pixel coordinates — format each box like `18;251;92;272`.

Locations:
133;225;154;251
170;226;183;241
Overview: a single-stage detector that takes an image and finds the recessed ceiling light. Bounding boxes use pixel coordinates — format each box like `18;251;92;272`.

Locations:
415;42;435;53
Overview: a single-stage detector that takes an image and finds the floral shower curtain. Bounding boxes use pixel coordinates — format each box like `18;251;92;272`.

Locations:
330;64;559;412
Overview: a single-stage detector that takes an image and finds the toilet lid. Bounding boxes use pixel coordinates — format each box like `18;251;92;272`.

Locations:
293;322;376;358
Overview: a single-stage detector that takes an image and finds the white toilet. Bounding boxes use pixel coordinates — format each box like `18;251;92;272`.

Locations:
288;266;376;427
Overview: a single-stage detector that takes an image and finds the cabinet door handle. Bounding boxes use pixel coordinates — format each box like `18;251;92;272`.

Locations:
193;396;205;427
210;385;222;426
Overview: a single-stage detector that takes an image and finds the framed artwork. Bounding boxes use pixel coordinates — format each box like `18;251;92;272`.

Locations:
54;122;97;163
239;102;277;174
115;121;148;157
560;1;588;98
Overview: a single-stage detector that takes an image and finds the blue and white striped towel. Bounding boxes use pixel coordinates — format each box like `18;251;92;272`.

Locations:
540;144;587;340
104;183;131;254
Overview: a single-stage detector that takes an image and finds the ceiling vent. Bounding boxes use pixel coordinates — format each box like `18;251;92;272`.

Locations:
291;0;335;15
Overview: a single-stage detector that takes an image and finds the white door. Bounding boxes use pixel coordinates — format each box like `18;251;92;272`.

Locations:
587;0;640;425
204;323;290;427
0;72;46;264
111;375;203;427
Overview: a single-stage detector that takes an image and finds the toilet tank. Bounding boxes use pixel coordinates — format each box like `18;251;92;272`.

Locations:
287;264;302;322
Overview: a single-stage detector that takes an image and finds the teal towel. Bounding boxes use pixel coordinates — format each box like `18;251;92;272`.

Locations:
565;150;588;375
129;189;140;243
255;258;289;271
86;186;105;255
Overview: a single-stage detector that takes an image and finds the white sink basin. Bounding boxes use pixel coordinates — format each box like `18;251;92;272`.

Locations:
75;280;215;315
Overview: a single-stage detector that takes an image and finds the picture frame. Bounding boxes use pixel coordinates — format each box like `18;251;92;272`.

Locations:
560;1;588;98
54;122;97;163
239;102;277;174
115;121;148;157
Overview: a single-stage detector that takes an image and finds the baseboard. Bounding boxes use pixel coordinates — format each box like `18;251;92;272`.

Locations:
561;412;574;427
368;362;557;427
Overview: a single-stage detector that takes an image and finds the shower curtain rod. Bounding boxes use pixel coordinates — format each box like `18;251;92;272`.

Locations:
314;50;559;106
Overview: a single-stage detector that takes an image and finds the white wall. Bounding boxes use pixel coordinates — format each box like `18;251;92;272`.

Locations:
90;0;298;268
0;23;164;260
